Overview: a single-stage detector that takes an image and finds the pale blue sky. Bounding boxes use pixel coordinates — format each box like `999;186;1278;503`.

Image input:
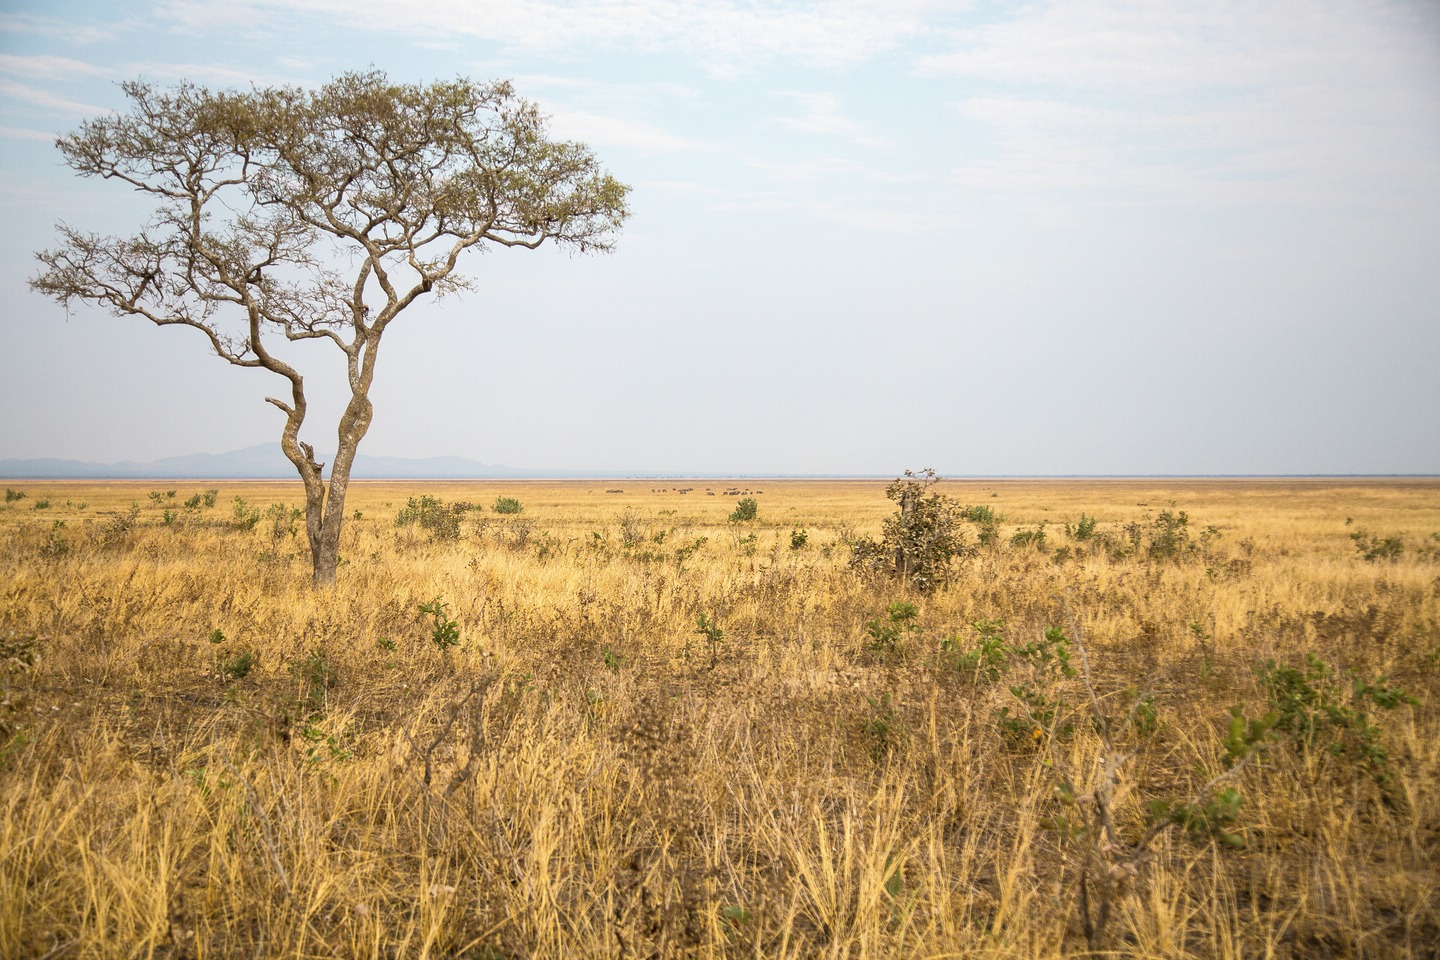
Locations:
1;0;1437;475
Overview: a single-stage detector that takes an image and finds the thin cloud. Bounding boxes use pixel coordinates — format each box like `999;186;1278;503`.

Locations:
747;156;920;184
0;12;122;45
0;125;57;142
709;192;938;233
152;0;935;67
774;91;891;148
926;1;1440;210
547;109;707;154
0;55;113;81
0;79;107;116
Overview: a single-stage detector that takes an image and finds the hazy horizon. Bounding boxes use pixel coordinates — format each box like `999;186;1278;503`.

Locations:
3;1;1437;476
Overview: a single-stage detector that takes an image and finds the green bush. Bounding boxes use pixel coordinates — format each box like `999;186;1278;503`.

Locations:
396;495;462;541
231;496;260;532
849;469;966;591
728;498;758;523
865;601;919;658
419;597;461;649
492;497;524;515
1350;529;1403;562
1066;513;1098;541
1255;654;1415;779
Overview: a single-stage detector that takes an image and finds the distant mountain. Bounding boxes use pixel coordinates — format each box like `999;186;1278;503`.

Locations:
0;444;592;479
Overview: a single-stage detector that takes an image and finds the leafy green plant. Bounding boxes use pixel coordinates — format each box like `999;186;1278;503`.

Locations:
944;618;1010;684
33;499;50;510
695;612;725;669
1009;523;1047;550
492;496;524;515
674;536;708;570
728;498;758;523
1349;529;1403;562
1255;655;1416;779
614;509;645;548
298;721;353;764
396;495;462;541
266;502;302;541
1108;509;1218;563
4;489;25;503
719;904;752;937
220;649;257;681
865;601;920;659
849;469;967;590
40;521;68;558
790;528;808;551
231;496;261;532
961;504;1001;546
1066;513;1098;541
418;597;461;649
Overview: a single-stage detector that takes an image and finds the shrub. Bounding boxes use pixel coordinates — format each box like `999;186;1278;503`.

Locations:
1066;513;1098;541
1255;654;1415;779
1350;529;1403;563
396;495;461;541
220;649;257;681
617;510;645;548
231;497;260;532
695;613;725;669
98;504;141;546
961;504;1001;546
944;618;1009;684
418;597;461;649
849;469;966;590
492;496;524;515
1010;523;1047;550
266;502;302;541
790;528;808;551
4;489;25;503
865;601;920;659
728;498;758;523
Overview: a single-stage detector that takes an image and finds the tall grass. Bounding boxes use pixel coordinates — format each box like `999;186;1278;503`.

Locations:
1;478;1437;958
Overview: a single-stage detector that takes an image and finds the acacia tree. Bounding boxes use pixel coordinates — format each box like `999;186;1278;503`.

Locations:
31;71;629;587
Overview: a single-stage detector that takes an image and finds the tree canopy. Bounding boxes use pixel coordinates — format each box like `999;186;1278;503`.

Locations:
32;71;630;586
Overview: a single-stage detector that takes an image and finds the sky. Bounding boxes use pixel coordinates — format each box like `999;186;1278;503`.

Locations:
1;0;1437;476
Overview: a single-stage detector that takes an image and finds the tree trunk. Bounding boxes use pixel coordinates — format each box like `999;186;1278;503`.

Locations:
302;471;330;586
307;392;374;588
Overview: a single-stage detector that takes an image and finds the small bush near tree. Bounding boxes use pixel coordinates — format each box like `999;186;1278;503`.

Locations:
396;495;462;542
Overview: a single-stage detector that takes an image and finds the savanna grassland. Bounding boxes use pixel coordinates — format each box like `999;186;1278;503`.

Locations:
1;477;1438;959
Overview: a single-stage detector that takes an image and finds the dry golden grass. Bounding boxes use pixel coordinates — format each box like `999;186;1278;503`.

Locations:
1;477;1437;958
